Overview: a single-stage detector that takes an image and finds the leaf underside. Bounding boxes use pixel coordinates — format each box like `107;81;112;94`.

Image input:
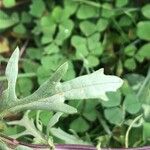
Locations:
0;48;123;118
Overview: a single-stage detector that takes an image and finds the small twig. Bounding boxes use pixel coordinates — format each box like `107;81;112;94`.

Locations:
19;39;29;58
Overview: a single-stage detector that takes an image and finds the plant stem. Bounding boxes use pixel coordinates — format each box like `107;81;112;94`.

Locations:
0;133;150;150
0;72;36;81
97;111;112;136
125;114;143;148
137;67;150;98
73;0;101;8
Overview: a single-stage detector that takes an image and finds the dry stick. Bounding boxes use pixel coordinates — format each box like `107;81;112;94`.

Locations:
19;39;29;58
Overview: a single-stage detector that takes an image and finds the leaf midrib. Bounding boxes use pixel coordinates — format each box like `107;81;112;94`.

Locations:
4;80;121;114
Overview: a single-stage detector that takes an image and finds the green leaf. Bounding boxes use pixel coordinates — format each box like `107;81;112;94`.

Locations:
44;43;59;55
124;73;145;92
63;62;76;81
37;66;52;85
137;43;150;59
101;91;121;107
90;43;103;56
16;78;33;97
21;12;32;23
5;47;19;102
124;58;136;70
104;107;124;125
71;35;86;47
13;24;26;35
83;110;97;122
55;19;74;45
25;68;123;114
40;15;56;35
135;53;144;63
143;122;150;142
138;69;150;105
0;11;19;29
50;127;88;144
7;111;46;143
48;112;62;128
119;16;132;27
41;54;65;71
96;18;109;32
39;111;53;126
137;21;150;41
51;6;63;23
70;117;89;133
87;33;101;50
84;55;99;67
80;21;96;36
0;50;123;118
143;105;150;122
71;35;89;58
22;60;39;73
83;100;98;121
29;0;45;17
59;68;123;101
142;4;150;19
123;94;141;114
121;80;134;96
116;0;128;7
101;3;114;18
27;62;68;101
87;33;103;56
3;0;16;8
26;47;43;60
124;44;137;56
64;0;78;17
77;4;99;19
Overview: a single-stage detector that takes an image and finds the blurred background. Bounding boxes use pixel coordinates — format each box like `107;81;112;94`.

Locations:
0;0;150;148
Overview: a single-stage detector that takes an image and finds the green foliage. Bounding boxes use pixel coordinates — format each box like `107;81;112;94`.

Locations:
143;122;150;142
0;0;150;148
0;11;19;29
104;107;124;125
123;94;141;114
70;117;90;133
142;4;150;19
137;21;150;41
101;91;121;107
29;0;45;18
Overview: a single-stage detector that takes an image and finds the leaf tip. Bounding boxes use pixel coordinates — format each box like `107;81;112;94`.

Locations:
13;46;20;58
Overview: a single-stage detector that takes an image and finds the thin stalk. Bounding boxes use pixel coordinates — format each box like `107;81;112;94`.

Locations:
73;0;101;8
0;133;150;150
111;18;130;43
0;72;36;81
137;68;150;98
125;114;143;148
97;111;112;136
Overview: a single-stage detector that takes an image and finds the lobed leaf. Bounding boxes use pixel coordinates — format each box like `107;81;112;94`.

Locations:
0;48;123;118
